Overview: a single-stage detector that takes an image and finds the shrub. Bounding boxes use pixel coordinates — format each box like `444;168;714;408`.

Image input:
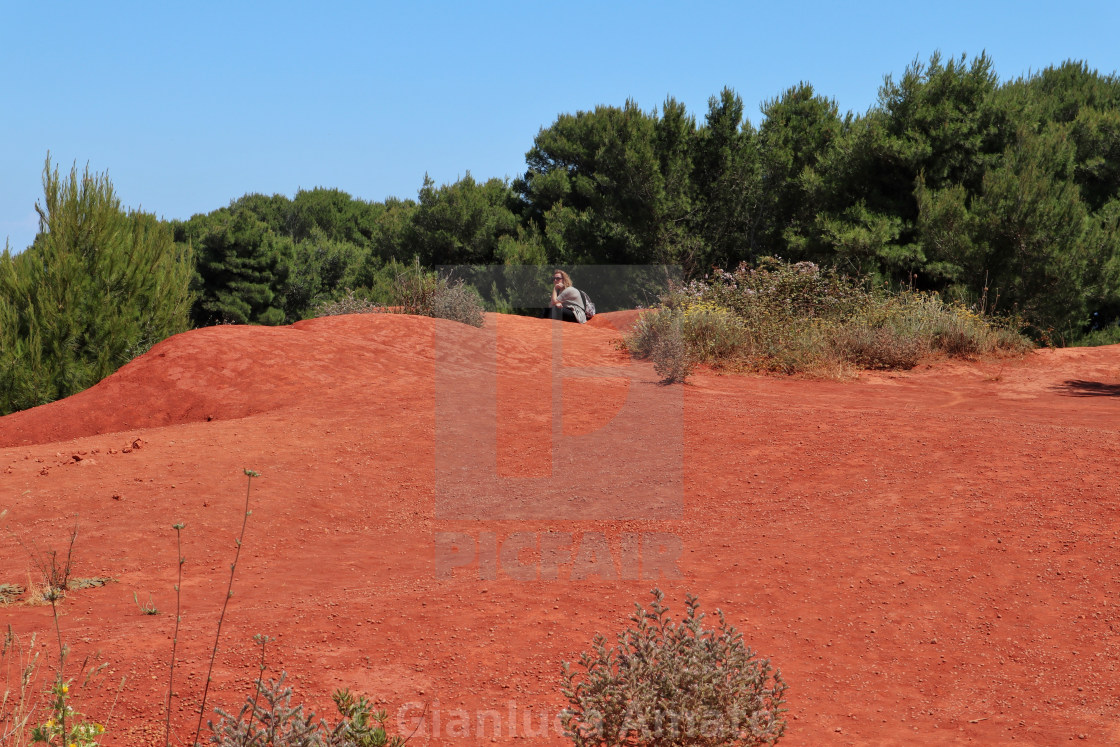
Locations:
428;277;484;327
830;323;927;370
314;262;484;327
628;259;1031;376
209;673;324;747
650;315;695;384
208;673;406;747
561;589;786;747
394;262;484;327
313;289;386;317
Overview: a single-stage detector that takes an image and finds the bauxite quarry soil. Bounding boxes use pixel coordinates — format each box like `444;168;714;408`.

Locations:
2;311;1119;745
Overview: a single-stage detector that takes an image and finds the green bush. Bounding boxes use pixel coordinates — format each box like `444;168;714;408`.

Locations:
561;589;786;747
0;157;194;415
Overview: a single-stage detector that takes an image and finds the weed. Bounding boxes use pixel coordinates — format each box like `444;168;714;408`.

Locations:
133;592;159;615
1;628;42;746
207;672;408;747
192;470;259;747
29;678;105;747
561;589;786;747
166;522;185;747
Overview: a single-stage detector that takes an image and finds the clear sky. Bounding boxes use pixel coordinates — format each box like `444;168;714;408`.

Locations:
3;1;1119;254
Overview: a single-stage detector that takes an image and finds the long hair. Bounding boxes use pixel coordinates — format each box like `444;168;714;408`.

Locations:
552;269;572;289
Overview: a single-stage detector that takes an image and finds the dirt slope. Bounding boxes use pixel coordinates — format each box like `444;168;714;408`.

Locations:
2;311;1119;746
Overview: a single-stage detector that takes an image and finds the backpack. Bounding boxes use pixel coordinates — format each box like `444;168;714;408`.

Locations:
579;290;596;318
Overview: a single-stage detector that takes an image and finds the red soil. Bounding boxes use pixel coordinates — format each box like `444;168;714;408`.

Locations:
2;311;1119;746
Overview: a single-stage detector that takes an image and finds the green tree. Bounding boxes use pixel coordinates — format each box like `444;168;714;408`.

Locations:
406;173;521;266
918;124;1102;336
0;158;194;415
277;232;366;321
791;53;1010;282
191;209;290;326
517;100;672;265
757;82;841;259
691;88;762;271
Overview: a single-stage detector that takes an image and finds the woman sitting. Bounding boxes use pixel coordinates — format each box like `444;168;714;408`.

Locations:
546;269;587;323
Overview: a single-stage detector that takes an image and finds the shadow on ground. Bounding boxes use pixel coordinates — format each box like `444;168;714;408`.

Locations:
1054;379;1120;397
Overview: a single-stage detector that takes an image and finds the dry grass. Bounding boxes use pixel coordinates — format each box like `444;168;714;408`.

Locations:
628;259;1033;379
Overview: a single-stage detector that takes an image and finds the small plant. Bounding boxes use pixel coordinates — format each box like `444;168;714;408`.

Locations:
561;589;786;747
650;315;695;384
29;679;104;747
1;628;42;746
208;672;324;747
192;470;260;747
207;673;408;747
133;592;159;615
329;689;407;747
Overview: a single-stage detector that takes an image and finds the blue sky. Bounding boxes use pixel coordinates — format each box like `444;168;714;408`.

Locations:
3;1;1119;254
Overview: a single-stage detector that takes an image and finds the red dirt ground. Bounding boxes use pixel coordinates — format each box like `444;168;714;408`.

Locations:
2;311;1119;746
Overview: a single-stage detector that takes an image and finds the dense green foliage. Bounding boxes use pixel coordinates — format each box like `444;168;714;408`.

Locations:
162;53;1119;341
516;55;1120;341
0;159;193;415
4;53;1119;415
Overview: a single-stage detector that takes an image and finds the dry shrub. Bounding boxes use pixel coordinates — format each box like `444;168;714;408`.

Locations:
830;324;927;370
628;259;1031;376
651;318;694;384
314;266;484;328
313;290;386;317
429;279;484;327
561;589;786;747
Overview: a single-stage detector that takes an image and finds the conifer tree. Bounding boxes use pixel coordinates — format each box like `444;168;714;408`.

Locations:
191;209;290;326
0;157;194;415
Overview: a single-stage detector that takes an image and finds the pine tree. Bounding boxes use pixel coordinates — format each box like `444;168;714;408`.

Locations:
0;157;194;415
191;209;289;326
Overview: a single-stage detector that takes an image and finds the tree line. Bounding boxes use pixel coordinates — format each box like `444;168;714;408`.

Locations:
3;53;1120;414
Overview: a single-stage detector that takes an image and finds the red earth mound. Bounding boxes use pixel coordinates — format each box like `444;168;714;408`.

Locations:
2;311;1119;746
